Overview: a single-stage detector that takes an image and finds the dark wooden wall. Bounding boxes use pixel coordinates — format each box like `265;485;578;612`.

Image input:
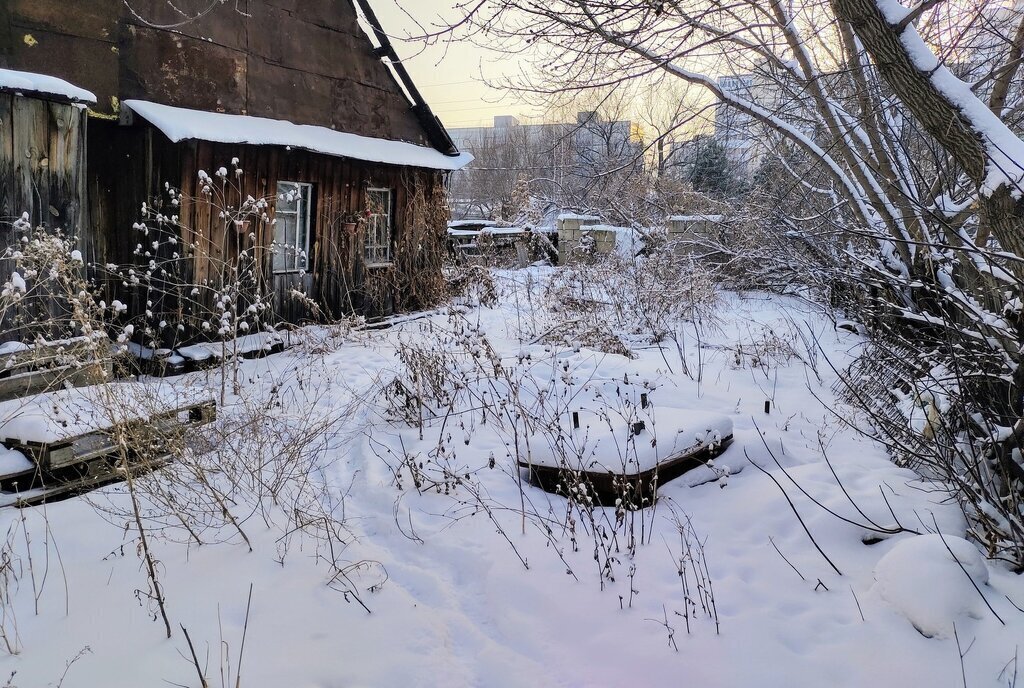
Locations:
87;123;448;339
0;94;88;343
0;0;427;144
0;95;87;230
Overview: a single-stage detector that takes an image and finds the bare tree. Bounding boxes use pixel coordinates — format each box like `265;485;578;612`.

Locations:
431;0;1024;566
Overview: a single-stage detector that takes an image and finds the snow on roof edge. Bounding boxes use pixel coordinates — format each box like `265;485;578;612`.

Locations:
124;100;474;172
557;213;601;221
668;214;726;222
0;68;96;104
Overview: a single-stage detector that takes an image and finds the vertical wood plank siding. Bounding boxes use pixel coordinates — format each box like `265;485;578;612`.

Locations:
86;126;448;339
0;95;87;342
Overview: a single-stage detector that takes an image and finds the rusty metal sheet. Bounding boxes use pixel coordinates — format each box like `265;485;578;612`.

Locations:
121;0;248;52
245;57;334;123
5;29;120;114
121;25;247;113
11;0;118;43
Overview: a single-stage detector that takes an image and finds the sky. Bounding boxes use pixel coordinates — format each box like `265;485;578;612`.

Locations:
372;1;538;130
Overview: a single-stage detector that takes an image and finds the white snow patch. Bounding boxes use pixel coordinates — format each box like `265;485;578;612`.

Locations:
871;534;990;638
0;446;33;475
0;341;29;356
667;215;726;223
448;219;498;228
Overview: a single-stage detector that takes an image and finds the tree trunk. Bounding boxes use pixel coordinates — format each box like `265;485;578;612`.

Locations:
832;0;1024;263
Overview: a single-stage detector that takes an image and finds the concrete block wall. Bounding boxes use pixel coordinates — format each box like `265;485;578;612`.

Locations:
557;215;602;265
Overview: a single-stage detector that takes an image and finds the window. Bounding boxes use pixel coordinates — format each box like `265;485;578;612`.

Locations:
365;188;393;265
273;181;312;273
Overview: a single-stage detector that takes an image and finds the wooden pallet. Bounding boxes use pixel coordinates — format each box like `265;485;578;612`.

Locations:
0;454;173;508
5;399;215;471
0;339;114;402
519;435;734;507
0;398;216;507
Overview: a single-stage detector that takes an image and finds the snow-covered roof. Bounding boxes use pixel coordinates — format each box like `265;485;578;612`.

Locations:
448;219;498;228
557;213;601;222
0;68;96;104
124;100;474;172
668;215;725;223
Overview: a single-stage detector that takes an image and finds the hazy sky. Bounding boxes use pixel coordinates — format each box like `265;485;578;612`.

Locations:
372;1;537;130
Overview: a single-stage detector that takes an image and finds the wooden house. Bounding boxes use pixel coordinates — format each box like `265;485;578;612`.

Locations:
0;0;471;343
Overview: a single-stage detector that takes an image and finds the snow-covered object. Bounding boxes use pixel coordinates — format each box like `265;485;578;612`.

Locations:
871;534;990;638
667;215;725;223
0;341;29;356
177;331;283;362
124;100;474;172
0;68;96;104
585;224;643;258
0;446;33;475
0;382;213;444
448;219;498;228
557;213;601;222
524;404;732;475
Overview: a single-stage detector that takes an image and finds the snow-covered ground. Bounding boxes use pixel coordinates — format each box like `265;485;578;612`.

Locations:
0;268;1021;688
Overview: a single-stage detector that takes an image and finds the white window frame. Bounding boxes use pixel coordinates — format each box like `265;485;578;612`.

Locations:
273;181;313;274
365;187;394;266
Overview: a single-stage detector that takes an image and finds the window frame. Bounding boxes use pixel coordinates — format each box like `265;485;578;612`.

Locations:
272;180;313;274
364;187;394;266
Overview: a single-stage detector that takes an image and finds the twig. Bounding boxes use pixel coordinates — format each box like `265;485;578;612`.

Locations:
180;624;209;688
745;448;843;576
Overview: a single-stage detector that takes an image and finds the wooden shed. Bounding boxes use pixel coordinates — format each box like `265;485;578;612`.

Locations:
0;69;96;343
0;0;471;344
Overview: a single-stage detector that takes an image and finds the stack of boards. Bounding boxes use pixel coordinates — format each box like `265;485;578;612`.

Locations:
0;340;215;507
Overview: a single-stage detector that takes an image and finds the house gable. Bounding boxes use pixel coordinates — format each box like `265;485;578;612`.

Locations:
0;0;435;146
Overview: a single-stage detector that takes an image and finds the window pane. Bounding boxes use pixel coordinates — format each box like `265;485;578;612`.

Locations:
278;181;299;213
274;214;297;271
274;181;312;273
365;189;392;263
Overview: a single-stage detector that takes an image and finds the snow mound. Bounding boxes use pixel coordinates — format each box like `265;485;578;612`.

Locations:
0;382;213;444
872;534;990;638
0;446;33;475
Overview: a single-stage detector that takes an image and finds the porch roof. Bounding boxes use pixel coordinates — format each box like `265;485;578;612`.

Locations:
123;100;474;172
0;68;96;105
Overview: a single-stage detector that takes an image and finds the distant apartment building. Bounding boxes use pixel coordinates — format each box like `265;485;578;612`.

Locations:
714;74;759;173
447;112;644;220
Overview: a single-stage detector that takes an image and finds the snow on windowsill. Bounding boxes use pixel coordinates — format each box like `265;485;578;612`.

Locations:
123;100;474;172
